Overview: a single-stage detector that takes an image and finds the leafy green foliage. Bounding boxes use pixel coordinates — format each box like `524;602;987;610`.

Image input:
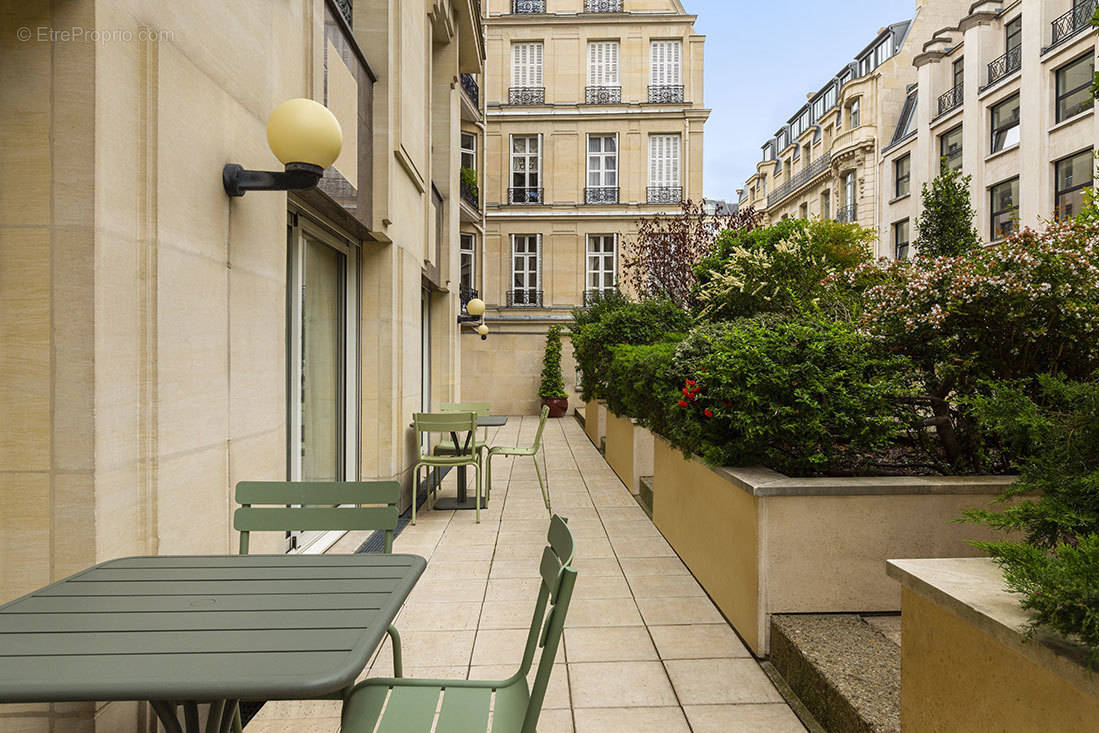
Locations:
538;325;567;399
569;297;692;401
693;218;874;322
852;217;1099;470
603;337;684;437
963;375;1099;663
617;318;914;476
460;166;479;199
914;163;981;258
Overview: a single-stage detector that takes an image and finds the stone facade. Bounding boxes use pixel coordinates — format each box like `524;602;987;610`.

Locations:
461;0;708;415
738;0;968;256
0;1;481;729
879;0;1099;256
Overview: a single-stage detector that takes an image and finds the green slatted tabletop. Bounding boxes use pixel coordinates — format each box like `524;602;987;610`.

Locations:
0;553;426;732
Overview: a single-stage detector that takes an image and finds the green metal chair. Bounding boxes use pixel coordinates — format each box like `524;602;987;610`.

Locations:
413;411;484;523
437;401;492;453
232;480;405;677
486;405;551;509
340;515;577;733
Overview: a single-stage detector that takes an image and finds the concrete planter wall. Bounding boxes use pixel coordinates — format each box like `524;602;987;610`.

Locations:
652;436;1015;655
888;558;1099;732
603;411;654;496
583;398;607;448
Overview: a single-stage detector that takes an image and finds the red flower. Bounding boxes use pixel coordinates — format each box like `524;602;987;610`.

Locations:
677;400;689;408
682;387;692;396
723;400;732;407
704;408;714;418
685;379;696;386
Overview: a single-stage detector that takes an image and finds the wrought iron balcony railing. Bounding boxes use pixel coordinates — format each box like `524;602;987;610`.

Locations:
506;289;543;307
585;187;619;204
648;85;685;103
508;187;543;204
508;86;545;105
936;84;963;118
512;0;545;13
1052;0;1097;46
461;178;479;209
986;45;1022;87
333;0;353;26
765;152;831;209
836;204;858;224
585;86;622;104
460;73;479;107
647;186;683;204
584;0;623;11
584;288;619;305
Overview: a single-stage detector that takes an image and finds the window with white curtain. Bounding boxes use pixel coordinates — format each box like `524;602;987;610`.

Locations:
511;234;541;304
586;234;617;295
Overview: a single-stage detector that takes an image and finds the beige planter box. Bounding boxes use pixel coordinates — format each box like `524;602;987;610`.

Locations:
603;411;654;496
583;398;607;448
888;558;1099;732
652;436;1014;655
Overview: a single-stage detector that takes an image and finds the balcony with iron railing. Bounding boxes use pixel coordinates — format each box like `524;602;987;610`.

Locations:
836;203;858;224
508;187;543;204
459;287;480;315
506;289;543;307
936;84;963;118
460;74;479;107
985;45;1022;88
765;152;831;209
1051;0;1097;47
647;186;683;204
583;0;623;11
648;85;685;103
508;87;545;105
512;0;545;13
461;178;479;210
585;187;619;204
584;288;619;305
333;0;352;26
585;86;622;104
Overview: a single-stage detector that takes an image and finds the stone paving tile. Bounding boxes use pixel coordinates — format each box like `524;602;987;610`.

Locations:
256;415;804;731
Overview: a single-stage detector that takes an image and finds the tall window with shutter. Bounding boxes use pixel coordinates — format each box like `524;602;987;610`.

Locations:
647;134;681;203
586;41;621;103
649;40;683;102
510;42;544;104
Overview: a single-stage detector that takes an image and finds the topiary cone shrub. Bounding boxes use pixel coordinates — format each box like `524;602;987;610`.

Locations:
539;325;568;417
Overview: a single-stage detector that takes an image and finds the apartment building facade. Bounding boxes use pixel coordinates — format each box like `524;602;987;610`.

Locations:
462;0;709;414
879;0;1098;257
737;0;967;257
0;2;481;729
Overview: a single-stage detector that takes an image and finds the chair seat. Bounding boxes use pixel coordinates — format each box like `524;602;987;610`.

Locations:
417;454;479;467
488;445;536;457
434;439;486;455
342;676;530;733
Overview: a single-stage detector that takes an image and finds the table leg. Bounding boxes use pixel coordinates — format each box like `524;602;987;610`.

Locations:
151;701;184;733
183;702;199;732
205;701;225;733
222;700;240;733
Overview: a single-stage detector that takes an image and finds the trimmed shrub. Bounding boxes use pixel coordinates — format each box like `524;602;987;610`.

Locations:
603;336;684;437
538;325;567;400
661;318;913;476
570;298;692;401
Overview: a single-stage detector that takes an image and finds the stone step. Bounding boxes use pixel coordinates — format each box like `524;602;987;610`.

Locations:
770;613;901;733
637;475;654;518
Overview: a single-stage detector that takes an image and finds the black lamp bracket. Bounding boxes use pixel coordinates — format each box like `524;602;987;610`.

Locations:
223;162;324;197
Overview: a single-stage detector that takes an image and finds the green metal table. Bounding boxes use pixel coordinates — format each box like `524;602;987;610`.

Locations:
0;553;426;732
434;415;508;511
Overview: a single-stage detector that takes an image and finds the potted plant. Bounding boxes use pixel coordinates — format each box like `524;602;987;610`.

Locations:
539;325;568;417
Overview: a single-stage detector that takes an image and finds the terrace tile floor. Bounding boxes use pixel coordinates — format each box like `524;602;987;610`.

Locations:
249;415;806;732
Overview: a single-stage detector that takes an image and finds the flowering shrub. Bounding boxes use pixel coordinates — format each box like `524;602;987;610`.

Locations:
850;218;1099;469
693;218;874;322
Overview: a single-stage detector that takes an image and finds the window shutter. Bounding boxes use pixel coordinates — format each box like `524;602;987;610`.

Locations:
588;42;618;86
533;43;543;86
536;233;543;291
651;41;681;86
668;136;680;186
668;41;681;85
651;41;664;85
512;44;523;87
513;43;543;87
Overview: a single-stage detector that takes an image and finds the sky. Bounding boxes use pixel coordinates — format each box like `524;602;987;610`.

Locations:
689;0;916;203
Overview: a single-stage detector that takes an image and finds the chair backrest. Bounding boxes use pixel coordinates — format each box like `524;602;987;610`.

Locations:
517;514;577;733
441;402;491;441
233;481;401;554
530;404;551;452
412;411;479;454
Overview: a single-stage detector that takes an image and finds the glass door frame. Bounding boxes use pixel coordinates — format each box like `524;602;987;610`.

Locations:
286;207;361;552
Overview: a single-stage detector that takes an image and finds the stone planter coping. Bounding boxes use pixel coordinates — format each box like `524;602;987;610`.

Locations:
701;463;1016;498
887;557;1099;699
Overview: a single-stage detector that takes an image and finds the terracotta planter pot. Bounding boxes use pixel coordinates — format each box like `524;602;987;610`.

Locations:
541;397;568;418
